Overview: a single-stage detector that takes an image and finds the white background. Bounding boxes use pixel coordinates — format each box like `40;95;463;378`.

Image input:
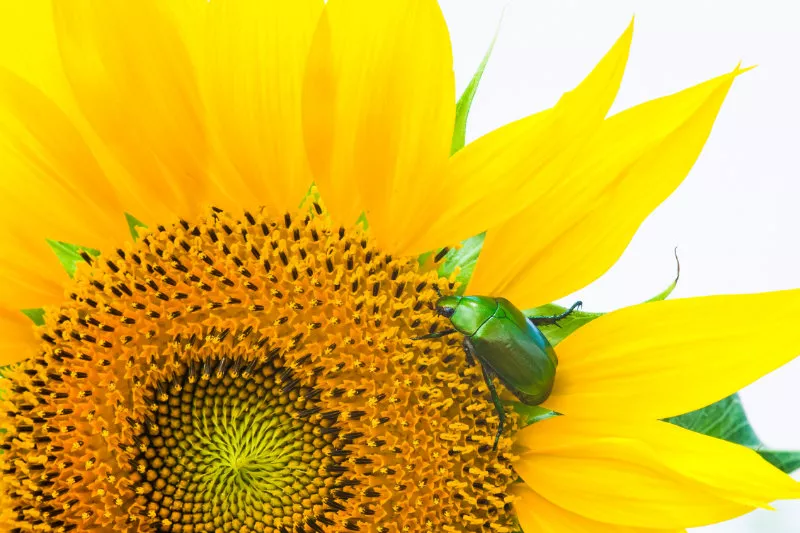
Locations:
439;1;800;531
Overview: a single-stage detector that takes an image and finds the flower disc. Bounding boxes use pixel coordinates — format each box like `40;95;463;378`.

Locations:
1;208;518;532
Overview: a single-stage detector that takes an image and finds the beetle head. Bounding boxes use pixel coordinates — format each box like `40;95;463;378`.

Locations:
435;295;462;319
437;306;456;318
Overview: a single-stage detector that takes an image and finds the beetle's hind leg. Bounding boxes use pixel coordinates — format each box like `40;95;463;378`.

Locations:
527;300;583;328
479;365;506;452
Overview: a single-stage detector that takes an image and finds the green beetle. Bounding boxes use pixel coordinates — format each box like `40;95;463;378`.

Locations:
414;294;582;450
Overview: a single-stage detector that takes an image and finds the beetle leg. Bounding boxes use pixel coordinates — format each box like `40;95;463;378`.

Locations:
527;300;583;328
462;338;477;367
412;328;458;341
480;365;506;452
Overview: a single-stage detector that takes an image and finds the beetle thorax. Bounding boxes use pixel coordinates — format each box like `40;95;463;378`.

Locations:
447;295;498;336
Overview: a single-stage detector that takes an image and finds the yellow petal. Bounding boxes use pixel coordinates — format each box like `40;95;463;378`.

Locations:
514;417;800;529
303;0;455;248
0;67;126;247
52;0;218;221
404;20;633;256
203;0;322;213
542;290;800;419
0;236;65;364
0;308;41;366
512;483;684;533
1;1;187;228
0;236;65;310
0;0;71;107
163;0;208;53
468;67;744;307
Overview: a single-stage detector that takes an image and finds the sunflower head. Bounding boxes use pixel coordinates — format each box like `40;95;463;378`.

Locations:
1;208;520;532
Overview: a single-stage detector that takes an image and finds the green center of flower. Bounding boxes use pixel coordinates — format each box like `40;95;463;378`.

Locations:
131;354;348;530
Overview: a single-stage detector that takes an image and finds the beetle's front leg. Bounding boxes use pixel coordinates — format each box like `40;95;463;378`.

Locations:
462;338;477;367
479;364;506;452
527;300;583;328
412;328;458;341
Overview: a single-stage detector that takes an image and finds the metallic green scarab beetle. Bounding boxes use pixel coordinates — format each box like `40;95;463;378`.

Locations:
415;293;581;450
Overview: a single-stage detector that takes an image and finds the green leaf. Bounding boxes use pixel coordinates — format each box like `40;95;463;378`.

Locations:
125;212;148;242
451;19;501;154
437;233;485;293
298;182;327;217
666;394;800;474
46;239;100;278
509;403;556;426
645;248;681;303
21;308;46;326
761;451;800;474
356;212;369;231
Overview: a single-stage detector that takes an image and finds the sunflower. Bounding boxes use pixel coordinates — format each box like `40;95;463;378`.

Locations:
1;1;799;532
